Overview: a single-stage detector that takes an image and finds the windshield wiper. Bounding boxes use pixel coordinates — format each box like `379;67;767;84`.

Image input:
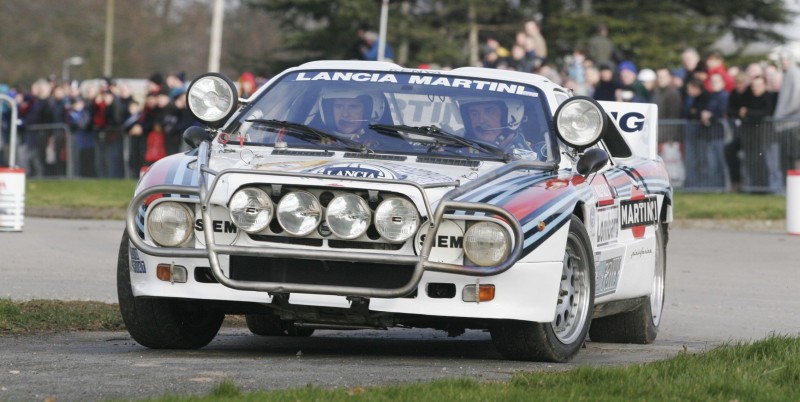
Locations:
246;119;367;153
369;124;508;159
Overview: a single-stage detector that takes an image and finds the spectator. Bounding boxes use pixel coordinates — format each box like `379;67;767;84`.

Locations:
703;73;730;189
91;85;125;178
652;67;682;119
587;23;616;68
508;44;536;73
637;68;656;102
704;51;735;93
725;72;752;192
581;65;600;97
22;79;54;177
769;46;800;194
592;63;617;101
124;98;145;177
682;77;710;188
523;20;547;61
67;97;95;177
615;61;647;102
345;25;369;60
566;48;587;86
238;72;257;99
739;75;775;192
363;31;394;61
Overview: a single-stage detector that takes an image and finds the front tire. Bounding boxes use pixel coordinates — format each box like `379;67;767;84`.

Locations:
589;224;667;344
117;231;224;349
491;216;595;362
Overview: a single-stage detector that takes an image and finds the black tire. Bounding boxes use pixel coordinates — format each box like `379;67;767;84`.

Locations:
117;231;224;349
589;223;667;344
246;313;315;337
490;216;595;362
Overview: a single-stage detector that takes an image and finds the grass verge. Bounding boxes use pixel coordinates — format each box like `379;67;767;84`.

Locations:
25;179;137;219
0;299;125;334
673;192;786;220
144;335;799;402
23;179;788;221
0;299;246;335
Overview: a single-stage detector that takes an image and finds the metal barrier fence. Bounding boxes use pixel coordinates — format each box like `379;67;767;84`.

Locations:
13;124;131;179
658;117;800;194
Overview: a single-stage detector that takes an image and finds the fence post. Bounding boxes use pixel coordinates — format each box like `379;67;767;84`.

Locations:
0;94;24;231
788;170;800;235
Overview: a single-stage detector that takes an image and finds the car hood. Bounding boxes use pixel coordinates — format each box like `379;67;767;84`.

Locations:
207;150;491;187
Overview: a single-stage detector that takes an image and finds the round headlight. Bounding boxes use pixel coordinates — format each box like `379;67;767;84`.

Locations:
187;73;238;126
374;197;419;242
464;222;511;267
554;97;606;149
325;194;371;239
229;187;273;233
147;201;194;247
277;191;322;236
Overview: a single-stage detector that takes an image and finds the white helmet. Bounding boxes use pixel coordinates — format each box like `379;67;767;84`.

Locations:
456;97;525;131
318;87;386;126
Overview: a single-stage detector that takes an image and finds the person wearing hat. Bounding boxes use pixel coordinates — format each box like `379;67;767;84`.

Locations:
615;61;648;103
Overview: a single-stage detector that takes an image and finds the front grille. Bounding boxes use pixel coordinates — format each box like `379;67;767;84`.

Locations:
230;256;416;289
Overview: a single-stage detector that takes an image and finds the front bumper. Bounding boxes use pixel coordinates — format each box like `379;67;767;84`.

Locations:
126;144;556;299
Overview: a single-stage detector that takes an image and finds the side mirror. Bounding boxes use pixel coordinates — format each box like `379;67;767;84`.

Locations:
576;148;609;176
183;126;214;149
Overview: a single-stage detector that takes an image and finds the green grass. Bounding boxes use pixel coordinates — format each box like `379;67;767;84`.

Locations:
141;336;799;402
0;299;125;334
25;179;136;210
673;192;786;220
22;179;789;221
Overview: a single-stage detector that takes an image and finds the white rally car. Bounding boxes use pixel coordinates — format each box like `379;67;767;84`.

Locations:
120;60;672;362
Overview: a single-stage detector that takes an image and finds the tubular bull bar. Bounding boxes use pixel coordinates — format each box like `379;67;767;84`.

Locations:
125;142;557;298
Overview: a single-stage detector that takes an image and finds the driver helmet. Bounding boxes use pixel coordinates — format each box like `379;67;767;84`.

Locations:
318;87;386;127
456;97;525;135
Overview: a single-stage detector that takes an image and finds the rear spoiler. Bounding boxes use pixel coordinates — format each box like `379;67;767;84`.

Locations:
598;101;659;160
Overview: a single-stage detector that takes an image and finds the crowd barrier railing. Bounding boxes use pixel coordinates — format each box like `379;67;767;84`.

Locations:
657;117;800;194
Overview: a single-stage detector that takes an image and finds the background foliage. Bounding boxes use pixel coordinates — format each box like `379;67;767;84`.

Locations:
0;0;792;85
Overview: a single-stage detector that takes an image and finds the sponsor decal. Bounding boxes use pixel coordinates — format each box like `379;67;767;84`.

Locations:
194;205;241;246
595;256;622;297
620;194;658;238
631;247;653;259
292;72;539;97
596;205;619;246
591;175;615;206
129;247;147;274
414;220;464;264
308;163;399;179
610;111;645;133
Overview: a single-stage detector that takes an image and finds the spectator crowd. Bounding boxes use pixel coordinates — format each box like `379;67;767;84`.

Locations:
2;22;800;194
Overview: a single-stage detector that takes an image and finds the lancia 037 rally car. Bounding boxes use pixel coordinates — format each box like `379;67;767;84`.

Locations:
120;60;672;362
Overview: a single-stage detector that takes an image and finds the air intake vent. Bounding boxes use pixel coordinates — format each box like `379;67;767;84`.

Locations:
344;152;407;161
416;156;480;167
272;149;333;157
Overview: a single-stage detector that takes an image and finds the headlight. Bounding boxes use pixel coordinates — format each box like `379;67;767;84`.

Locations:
464;222;511;267
554;96;606;150
325;194;371;239
147;201;194;247
186;73;238;127
374;197;419;242
277;191;322;236
229;187;273;233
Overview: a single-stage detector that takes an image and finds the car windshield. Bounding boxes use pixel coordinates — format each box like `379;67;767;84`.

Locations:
231;70;557;162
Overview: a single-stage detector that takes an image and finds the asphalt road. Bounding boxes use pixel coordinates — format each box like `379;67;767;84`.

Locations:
1;218;800;401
